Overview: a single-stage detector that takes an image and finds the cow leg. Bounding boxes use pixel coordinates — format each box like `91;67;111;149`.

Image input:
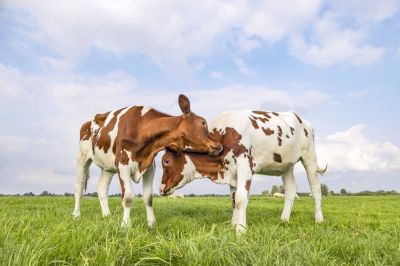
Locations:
73;142;92;218
230;185;238;228
97;170;114;217
119;165;134;228
301;156;324;223
142;163;156;228
280;167;297;222
235;163;251;235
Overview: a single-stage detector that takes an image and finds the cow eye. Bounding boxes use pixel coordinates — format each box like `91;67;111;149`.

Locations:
163;159;170;166
201;120;207;127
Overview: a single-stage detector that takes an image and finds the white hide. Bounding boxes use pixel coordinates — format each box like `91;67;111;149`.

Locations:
173;110;325;234
73;106;156;229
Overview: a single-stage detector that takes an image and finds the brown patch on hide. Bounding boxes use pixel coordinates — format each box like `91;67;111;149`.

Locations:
262;127;274;136
245;180;252;192
304;128;308;137
294;113;303;124
273;153;282;163
80;121;91;141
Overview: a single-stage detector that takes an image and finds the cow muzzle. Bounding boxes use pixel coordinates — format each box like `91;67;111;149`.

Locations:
209;143;223;156
159;184;171;196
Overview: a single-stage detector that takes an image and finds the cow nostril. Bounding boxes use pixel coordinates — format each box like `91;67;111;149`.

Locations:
210;143;222;155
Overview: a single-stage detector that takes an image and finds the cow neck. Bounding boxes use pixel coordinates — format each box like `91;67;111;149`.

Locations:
188;153;224;181
135;115;183;172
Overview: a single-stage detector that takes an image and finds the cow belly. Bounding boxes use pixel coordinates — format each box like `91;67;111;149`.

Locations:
91;147;118;172
254;155;297;176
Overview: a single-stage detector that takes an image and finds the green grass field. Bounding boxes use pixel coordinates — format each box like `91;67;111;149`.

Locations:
0;196;399;265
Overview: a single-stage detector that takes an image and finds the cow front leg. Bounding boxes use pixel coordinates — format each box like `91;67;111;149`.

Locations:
142;163;156;228
280;167;297;222
230;185;238;229
118;164;134;228
234;186;249;235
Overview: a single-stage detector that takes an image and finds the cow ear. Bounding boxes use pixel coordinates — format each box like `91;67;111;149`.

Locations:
178;94;191;114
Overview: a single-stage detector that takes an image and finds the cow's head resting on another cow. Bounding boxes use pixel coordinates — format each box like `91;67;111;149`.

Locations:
159;149;195;196
168;94;222;156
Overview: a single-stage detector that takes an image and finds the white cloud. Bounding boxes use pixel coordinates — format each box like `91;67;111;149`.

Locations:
209;71;229;81
317;124;400;172
4;0;323;71
0;136;48;153
0;64;24;96
289;14;386;66
4;0;396;69
233;58;256;77
330;0;399;23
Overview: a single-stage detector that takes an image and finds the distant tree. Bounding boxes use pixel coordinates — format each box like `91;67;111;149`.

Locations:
23;192;35;196
261;190;270;196
278;185;285;193
320;184;329;196
340;188;347;195
40;191;49;196
329;190;335;196
271;185;279;195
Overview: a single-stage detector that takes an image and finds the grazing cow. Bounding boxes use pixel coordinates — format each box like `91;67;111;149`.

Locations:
273;192;285;198
160;110;326;234
72;95;222;227
273;193;299;199
168;193;184;199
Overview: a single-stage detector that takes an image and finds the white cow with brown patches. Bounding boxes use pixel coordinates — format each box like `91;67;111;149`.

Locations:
160;110;327;235
72;95;222;227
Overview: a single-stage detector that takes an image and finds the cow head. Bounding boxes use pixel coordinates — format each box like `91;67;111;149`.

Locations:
159;149;194;196
167;94;222;156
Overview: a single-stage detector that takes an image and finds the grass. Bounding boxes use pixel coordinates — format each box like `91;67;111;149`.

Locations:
0;195;399;265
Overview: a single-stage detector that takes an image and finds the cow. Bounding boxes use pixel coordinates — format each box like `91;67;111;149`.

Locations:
273;193;299;199
273;192;285;198
168;193;184;199
159;110;327;234
72;94;222;228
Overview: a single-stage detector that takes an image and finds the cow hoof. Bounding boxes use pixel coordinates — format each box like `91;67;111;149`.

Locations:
102;212;110;218
315;212;324;223
72;211;80;218
147;218;156;228
235;224;247;236
121;220;131;228
280;217;290;223
231;222;237;229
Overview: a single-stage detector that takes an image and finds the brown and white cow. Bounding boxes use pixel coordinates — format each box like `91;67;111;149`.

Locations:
160;110;326;234
72;95;222;227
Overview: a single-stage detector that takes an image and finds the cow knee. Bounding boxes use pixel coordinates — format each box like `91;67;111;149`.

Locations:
143;194;153;207
123;194;134;208
235;189;248;209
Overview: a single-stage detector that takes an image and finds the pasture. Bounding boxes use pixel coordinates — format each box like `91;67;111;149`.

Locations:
0;196;399;265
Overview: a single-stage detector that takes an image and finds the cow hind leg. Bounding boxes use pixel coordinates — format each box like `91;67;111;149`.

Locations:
230;185;238;229
301;155;324;223
119;165;134;228
73;144;92;218
142;163;156;228
280;166;297;222
97;170;114;217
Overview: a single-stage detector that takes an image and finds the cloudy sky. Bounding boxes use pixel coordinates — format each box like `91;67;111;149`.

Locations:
1;0;399;195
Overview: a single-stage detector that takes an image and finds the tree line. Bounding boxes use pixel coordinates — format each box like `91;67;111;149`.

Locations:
261;184;399;196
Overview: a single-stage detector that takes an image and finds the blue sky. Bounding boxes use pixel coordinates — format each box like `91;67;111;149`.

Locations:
0;0;399;195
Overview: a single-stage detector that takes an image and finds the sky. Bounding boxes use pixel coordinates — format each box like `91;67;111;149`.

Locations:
0;0;399;196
